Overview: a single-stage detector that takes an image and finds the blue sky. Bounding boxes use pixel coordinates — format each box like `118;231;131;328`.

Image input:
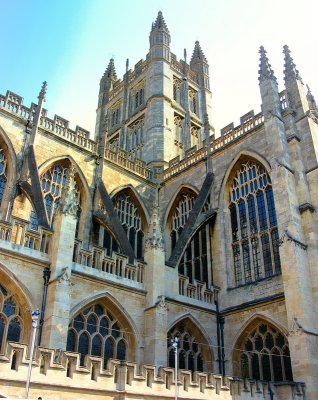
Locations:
1;0;317;136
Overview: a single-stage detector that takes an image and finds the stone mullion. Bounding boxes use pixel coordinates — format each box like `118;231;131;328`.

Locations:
254;194;266;279
205;223;213;286
263;188;275;275
198;230;203;282
245;197;256;282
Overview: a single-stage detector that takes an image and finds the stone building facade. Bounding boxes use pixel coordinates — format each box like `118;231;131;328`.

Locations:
0;11;317;400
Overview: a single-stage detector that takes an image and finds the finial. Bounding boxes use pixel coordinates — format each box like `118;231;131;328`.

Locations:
190;41;208;63
283;45;303;83
126;58;129;72
102;58;117;81
258;46;277;83
38;81;47;102
151;10;169;33
184;48;187;63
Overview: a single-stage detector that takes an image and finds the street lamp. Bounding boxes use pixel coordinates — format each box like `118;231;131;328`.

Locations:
25;309;40;399
170;337;179;400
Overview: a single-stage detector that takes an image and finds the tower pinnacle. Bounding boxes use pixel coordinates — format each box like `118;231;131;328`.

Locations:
151;11;169;33
283;45;303;83
38;81;47;102
102;58;117;81
258;46;277;83
190;41;208;64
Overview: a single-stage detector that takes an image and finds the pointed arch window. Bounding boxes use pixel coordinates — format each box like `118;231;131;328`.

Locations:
0;284;23;353
167;322;210;373
170;189;212;286
66;303;128;368
229;160;281;286
40;164;81;228
113;192;144;259
236;321;293;381
0;146;7;205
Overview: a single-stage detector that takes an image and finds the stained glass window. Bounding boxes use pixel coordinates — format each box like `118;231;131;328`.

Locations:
168;322;207;373
0;147;7;205
238;321;293;381
229;160;281;285
170;189;212;286
66;303;128;368
113;192;144;259
0;284;23;353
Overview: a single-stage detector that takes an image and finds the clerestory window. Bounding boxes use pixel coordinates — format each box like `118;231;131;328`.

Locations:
170;189;211;286
229;160;281;286
113;192;144;259
0;146;7;205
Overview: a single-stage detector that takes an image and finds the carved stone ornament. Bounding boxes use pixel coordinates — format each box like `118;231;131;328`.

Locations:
145;201;164;250
50;267;72;286
156;295;167;311
61;165;79;217
288;317;304;336
279;228;307;250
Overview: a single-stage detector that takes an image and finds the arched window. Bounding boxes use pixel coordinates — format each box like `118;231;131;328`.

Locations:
236;321;293;381
66;303;128;368
174;116;183;150
173;77;182;104
0;146;7;205
229;160;281;286
0;284;23;353
168;320;213;373
169;189;211;286
40;164;81;229
113;191;144;259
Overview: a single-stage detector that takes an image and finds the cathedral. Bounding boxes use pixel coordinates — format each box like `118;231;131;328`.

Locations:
0;11;317;400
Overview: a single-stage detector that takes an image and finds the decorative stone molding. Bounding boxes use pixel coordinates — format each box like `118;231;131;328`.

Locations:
50;267;72;286
299;202;315;214
156;295;167;311
279;229;307;250
145;201;164;250
288;317;304;336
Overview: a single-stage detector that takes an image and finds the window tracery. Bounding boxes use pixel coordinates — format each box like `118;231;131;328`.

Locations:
66;303;127;367
237;321;293;381
167;323;205;373
113;192;144;259
173;77;182;103
0;147;7;205
0;284;22;353
174;115;183;149
229;160;281;286
189;89;198;115
170;189;211;285
127;119;144;160
40;165;81;228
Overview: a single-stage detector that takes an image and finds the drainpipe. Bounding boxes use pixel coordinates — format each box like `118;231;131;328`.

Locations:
38;267;51;345
215;299;222;375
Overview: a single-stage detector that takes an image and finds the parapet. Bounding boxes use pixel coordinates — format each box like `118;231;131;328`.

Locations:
0;342;306;400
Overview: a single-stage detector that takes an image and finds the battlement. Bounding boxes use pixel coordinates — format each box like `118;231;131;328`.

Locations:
0;342;306;400
0;90;97;153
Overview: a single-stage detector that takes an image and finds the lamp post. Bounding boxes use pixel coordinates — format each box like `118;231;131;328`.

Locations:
25;309;40;399
171;337;179;400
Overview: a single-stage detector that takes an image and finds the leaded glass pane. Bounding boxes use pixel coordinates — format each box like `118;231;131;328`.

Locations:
261;352;271;381
117;340;126;360
66;329;76;352
0;316;5;350
257;192;268;231
91;335;102;357
240;353;249;378
3;298;16;317
78;333;89;366
261;234;273;276
272;349;283;381
7;318;21;343
251;353;260;380
104;338;114;368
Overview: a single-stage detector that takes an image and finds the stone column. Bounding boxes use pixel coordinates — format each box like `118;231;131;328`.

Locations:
143;202;168;367
41;166;79;349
